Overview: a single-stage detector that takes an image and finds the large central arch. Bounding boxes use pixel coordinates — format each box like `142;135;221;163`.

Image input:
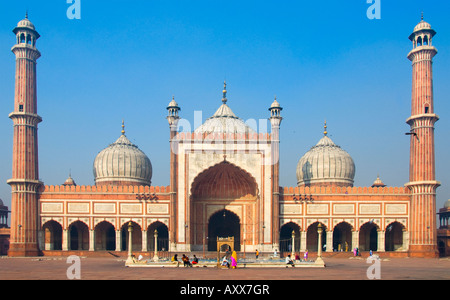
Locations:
191;161;258;200
189;161;259;251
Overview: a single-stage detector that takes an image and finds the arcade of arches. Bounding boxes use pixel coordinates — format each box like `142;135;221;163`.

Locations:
42;220;169;252
42;219;407;253
279;221;407;253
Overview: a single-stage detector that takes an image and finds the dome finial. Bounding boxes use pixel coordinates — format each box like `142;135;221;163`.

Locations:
324;120;328;136
25;10;29;19
222;81;227;104
121;120;125;135
421;11;424;21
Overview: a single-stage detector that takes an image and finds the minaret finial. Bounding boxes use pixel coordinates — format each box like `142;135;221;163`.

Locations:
421;11;424;21
25;10;28;19
222;81;227;104
324;120;328;136
121;120;125;135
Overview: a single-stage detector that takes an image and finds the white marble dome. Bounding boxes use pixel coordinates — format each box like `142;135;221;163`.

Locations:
93;129;152;186
194;83;255;135
444;199;450;209
413;20;432;33
296;134;355;187
195;103;255;134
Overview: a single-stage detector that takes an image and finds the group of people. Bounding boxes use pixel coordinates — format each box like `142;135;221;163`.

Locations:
171;254;199;267
286;250;311;266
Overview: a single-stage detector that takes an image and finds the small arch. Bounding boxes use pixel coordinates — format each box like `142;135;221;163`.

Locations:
20;33;25;44
280;222;301;255
147;221;169;252
424;103;430;114
42;220;63;251
385;221;405;251
94;221;116;251
69;221;89;250
359;222;379;251
423;35;429;45
120;221;142;251
417;36;423;47
333;222;353;252
306;222;327;252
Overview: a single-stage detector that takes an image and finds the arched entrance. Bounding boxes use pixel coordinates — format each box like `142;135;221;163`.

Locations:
94;221;115;251
306;222;327;252
208;209;240;251
190;161;258;251
333;222;352;252
120;221;142;251
359;222;378;251
385;222;405;251
43;220;62;251
69;221;89;250
147;222;169;252
280;222;300;254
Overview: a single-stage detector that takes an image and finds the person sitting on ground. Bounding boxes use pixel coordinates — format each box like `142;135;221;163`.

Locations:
192;255;199;265
182;254;192;267
171;254;180;266
221;255;230;268
286;254;295;267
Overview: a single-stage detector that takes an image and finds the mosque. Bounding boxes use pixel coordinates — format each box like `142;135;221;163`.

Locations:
5;15;449;258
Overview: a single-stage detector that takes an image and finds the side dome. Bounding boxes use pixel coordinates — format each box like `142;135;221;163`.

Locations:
93;124;152;186
444;200;450;209
296;127;355;188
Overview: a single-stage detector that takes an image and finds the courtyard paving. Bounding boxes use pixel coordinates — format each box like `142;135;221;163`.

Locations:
0;256;448;281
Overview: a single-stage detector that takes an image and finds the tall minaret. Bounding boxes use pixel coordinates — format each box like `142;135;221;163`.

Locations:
269;97;282;250
167;96;180;250
7;15;42;257
406;15;440;257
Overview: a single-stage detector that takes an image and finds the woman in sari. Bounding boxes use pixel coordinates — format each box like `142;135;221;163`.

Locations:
230;251;238;269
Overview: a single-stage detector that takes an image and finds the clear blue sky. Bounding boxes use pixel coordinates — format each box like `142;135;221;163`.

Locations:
0;0;449;212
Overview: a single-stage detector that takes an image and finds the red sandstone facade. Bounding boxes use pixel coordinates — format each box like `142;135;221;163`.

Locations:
6;16;442;258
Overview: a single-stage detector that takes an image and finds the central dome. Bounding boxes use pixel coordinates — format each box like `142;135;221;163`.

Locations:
194;103;255;134
194;82;255;134
93;124;152;186
296;128;355;188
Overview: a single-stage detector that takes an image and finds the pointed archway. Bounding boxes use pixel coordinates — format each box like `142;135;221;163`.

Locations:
190;161;258;251
385;222;405;251
333;222;353;252
280;222;300;254
208;209;241;251
359;222;379;251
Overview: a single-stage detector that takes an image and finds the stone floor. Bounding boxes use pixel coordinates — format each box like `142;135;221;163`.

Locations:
0;256;449;281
